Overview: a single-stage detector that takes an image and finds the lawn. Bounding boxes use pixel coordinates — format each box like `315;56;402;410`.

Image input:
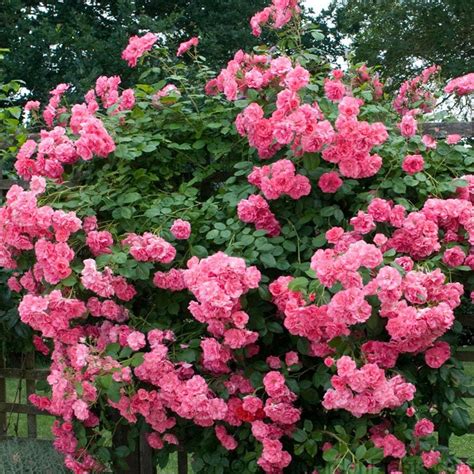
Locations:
3;363;474;471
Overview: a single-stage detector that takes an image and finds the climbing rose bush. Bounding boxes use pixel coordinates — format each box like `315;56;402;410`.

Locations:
2;1;474;472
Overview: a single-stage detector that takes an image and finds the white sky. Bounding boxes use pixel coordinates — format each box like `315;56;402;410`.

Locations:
303;0;332;14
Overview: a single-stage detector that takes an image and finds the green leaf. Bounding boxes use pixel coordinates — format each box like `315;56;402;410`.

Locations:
260;253;277;267
61;274;77;286
313;234;327;248
178;349;198;363
354;422;367;439
288;277;308;291
192;245;208;257
130;352;144;367
293;429;307;443
322;448;338;462
107;382;121;402
115;446;131;458
305;439;318;457
355;445;367;460
267;321;284;333
451;407;470;432
105;343;120;356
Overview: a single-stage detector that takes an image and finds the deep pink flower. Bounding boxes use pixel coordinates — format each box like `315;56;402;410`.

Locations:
170;219;191;240
177;37;199;57
402;154;424;175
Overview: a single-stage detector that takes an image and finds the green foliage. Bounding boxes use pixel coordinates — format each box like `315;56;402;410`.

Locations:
317;0;474;88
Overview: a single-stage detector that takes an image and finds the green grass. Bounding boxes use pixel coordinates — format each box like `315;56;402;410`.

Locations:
5;378;179;472
449;361;474;463
5;378;54;439
4;363;474;470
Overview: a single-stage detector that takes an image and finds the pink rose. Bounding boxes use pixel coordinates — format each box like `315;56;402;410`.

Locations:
170;219;191;240
446;134;461;145
422;134;437;149
425;341;451;368
442;246;465;267
422;450;441;468
127;331;146;350
402;154;424;175
414;418;434;437
318;172;343;193
399;115;417;137
176;37;199;57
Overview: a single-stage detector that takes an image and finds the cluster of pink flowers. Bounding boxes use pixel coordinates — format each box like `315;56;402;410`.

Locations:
83;75;135;114
176;36;199;56
352;65;384;99
237;194;281;236
4;18;474;474
122;232;176;263
370;424;407;459
0;177;81;274
152;268;186;291
19;290;86;340
235;91;331;159
43;83;69;127
444;73;474;96
81;258;136;301
121;32;158;67
15;87;116;181
183;252;260;343
247;159;311;199
393;65;440;116
322;356;416;417
208;50;309;103
250;0;300;37
387;197;473;260
269;241;383;357
321;97;388;179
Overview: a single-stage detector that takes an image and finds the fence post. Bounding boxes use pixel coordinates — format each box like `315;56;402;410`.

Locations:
25;352;37;438
177;448;188;474
139;429;154;474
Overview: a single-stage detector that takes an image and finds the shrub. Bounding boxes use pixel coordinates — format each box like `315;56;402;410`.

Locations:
1;1;474;473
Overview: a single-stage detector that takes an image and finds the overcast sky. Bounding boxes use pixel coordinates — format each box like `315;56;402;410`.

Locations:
304;0;332;14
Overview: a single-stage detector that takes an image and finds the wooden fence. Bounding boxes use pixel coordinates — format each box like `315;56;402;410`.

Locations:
0;120;472;472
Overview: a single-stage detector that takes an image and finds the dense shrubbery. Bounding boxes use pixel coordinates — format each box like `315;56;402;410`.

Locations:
1;1;474;472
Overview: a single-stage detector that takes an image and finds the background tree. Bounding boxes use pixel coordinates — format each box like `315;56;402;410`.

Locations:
316;0;474;89
0;0;270;102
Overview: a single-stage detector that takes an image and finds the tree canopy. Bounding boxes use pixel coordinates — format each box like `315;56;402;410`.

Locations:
317;0;474;88
0;0;269;102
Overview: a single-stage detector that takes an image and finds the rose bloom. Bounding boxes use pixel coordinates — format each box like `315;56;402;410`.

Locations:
318;171;343;193
414;418;434;437
442;246;465;267
422;450;441;468
402;154;424;175
177;37;199;57
399;115;417;137
425;341;451;368
170;219;191;240
446;134;461;145
422;134;437;149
